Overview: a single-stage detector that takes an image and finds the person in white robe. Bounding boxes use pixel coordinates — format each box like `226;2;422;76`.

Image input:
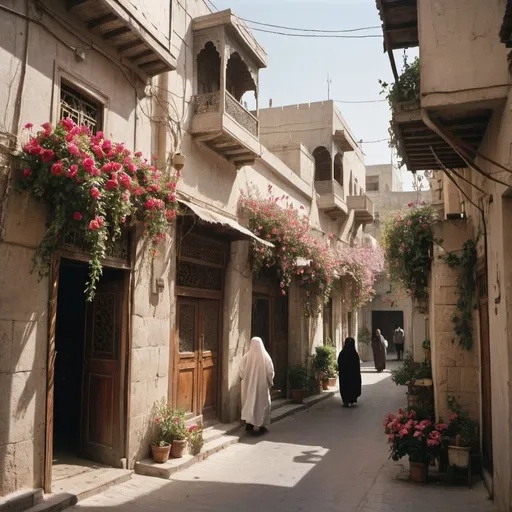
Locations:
239;337;275;435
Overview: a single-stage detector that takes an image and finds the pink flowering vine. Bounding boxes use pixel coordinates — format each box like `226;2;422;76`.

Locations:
19;119;180;300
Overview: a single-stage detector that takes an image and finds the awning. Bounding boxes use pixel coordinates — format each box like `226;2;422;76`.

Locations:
178;199;274;248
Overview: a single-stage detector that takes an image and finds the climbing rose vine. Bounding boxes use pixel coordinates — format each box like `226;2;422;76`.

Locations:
18;120;180;300
381;202;436;301
238;190;339;314
338;246;384;308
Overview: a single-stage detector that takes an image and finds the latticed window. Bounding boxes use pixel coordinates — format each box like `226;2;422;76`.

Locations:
60;82;102;134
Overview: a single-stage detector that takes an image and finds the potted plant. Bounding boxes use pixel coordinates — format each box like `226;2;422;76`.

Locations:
188;424;204;456
168;409;188;458
383;407;443;483
445;412;478;469
422;339;431;360
151;399;173;463
313;345;337;390
288;365;307;403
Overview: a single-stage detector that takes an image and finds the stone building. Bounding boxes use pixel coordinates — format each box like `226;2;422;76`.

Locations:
377;0;512;508
0;0;373;500
360;164;431;360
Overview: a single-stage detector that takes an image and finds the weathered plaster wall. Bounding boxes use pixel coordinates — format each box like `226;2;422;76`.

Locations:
418;0;509;109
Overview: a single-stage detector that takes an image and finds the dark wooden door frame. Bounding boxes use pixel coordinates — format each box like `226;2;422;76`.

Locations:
44;253;130;493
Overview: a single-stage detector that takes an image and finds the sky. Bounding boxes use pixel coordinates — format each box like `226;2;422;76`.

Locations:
212;0;418;190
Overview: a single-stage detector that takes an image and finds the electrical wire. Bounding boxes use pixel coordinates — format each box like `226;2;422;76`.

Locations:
246;26;382;39
333;98;387;104
239;17;381;34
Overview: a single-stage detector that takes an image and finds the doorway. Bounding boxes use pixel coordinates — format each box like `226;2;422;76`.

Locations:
176;298;220;420
251;293;289;397
371;310;404;353
52;259;127;471
478;261;493;482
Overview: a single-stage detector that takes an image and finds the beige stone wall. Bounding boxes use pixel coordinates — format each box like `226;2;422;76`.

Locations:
418;0;509;110
430;221;480;422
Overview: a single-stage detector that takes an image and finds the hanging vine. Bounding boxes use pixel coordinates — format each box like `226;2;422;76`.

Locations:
444;239;478;350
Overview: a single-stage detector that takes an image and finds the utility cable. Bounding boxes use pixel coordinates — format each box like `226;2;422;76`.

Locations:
239;17;380;34
246;26;382;39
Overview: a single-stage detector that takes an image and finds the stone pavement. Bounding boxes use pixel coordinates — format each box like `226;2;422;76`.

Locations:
70;363;495;512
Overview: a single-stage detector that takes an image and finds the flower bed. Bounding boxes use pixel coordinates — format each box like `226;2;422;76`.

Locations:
18;120;180;300
382;203;436;301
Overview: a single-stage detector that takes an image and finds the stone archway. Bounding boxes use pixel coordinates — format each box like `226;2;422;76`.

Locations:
313;146;332;182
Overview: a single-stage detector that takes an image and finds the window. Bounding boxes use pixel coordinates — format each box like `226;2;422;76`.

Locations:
60;82;102;134
366;175;379;191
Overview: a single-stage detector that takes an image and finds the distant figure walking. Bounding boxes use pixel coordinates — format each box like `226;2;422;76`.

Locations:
393;324;405;361
337;337;362;408
239;337;275;436
372;329;387;372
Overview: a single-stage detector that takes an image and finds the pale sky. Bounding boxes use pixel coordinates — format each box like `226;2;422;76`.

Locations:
212;0;418;190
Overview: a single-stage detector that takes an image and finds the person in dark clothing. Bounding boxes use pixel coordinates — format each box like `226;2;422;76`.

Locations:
393;324;405;361
337;337;362;408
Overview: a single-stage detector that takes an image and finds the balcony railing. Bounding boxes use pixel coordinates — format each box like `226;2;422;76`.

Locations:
194;92;220;115
225;91;258;137
315;179;344;199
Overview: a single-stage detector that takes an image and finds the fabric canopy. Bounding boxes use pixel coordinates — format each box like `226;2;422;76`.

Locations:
178;198;274;248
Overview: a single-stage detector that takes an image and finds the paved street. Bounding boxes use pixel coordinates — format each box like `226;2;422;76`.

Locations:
71;364;494;512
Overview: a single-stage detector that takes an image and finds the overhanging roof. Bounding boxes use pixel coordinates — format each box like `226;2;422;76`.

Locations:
376;0;418;50
392;107;493;171
178;199;273;247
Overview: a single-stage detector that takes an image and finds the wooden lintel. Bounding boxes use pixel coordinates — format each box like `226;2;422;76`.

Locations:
213;141;239;149
67;0;91;10
223;148;248;156
129;49;153;62
118;40;145;53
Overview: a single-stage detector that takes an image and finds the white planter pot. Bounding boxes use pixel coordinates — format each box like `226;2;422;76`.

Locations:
448;446;470;468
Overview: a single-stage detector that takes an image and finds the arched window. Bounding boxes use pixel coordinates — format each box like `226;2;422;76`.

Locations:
334;153;343;187
349;171;353;195
197;42;221;94
226;52;256;101
312;146;332;182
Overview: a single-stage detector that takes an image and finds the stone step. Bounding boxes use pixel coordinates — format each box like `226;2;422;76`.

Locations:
134;388;337;482
271;397;293;411
23;468;133;512
202;420;242;444
135;435;240;480
0;489;43;512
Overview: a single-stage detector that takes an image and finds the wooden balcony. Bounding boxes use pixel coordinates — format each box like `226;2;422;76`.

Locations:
392;102;493;171
191;91;261;167
377;0;418;50
346;195;374;224
65;0;176;77
315;180;348;220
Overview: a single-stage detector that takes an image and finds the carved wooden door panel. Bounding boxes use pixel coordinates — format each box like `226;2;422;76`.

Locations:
81;277;123;467
199;300;220;419
177;299;199;416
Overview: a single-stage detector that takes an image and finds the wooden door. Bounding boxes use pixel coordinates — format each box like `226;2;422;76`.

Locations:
81;276;124;467
271;295;289;396
176;298;219;418
251;296;270;350
478;264;493;474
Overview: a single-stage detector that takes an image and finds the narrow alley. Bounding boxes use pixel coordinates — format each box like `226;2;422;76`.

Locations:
69;365;493;512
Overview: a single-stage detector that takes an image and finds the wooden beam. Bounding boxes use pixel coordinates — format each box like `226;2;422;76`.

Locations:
67;0;92;10
223;148;249;156
88;13;117;30
117;40;144;53
129;49;153;62
195;132;223;142
103;26;131;40
213;141;239;149
139;60;162;70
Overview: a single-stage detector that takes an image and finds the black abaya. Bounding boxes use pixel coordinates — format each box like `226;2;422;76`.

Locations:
337;338;362;406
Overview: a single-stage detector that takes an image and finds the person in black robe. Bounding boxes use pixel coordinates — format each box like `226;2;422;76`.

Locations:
337;337;362;408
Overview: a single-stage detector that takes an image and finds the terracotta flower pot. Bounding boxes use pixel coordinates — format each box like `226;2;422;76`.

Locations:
328;377;337;388
291;388;305;404
448;446;470;468
172;152;186;170
171;439;187;458
321;380;329;391
409;459;428;483
151;444;171;463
